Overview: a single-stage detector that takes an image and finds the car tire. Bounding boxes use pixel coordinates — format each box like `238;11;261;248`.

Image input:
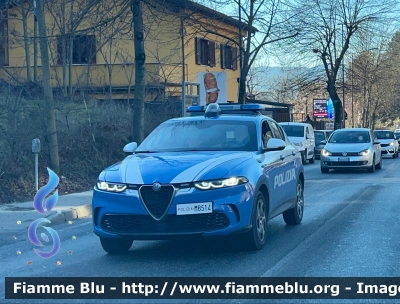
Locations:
368;155;376;173
100;237;133;254
283;179;304;225
302;150;307;165
376;156;382;169
393;153;396;159
240;191;268;251
309;150;315;164
321;167;329;173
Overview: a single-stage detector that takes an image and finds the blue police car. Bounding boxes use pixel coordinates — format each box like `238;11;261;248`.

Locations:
92;103;305;253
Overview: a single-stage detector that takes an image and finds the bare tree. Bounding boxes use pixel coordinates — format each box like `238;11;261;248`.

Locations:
288;0;398;130
36;0;60;172
189;0;299;103
131;0;145;143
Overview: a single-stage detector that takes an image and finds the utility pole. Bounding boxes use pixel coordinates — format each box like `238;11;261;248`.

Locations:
342;23;346;128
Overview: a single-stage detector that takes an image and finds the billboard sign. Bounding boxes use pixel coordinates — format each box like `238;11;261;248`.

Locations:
198;72;227;105
313;98;328;118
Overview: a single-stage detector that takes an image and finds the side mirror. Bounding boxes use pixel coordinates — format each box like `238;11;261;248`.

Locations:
320;140;327;145
123;142;138;153
264;138;286;152
373;141;380;145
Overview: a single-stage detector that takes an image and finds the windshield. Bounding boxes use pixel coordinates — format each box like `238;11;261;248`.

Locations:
374;131;394;139
314;132;326;143
328;131;371;144
136;120;258;152
280;125;304;137
395;132;400;138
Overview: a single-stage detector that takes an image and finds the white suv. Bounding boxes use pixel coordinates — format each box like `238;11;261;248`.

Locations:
373;129;399;158
279;122;316;164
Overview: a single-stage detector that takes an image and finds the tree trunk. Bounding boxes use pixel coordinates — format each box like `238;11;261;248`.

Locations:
36;0;60;173
132;0;145;143
20;0;32;82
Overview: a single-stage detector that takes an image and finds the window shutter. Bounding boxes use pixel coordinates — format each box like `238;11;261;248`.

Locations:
209;41;216;67
220;44;226;69
195;37;201;65
232;47;238;70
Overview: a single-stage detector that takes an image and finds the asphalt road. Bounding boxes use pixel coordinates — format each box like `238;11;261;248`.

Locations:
1;156;400;304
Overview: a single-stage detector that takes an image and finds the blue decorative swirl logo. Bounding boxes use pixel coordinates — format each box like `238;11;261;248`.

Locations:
28;168;61;258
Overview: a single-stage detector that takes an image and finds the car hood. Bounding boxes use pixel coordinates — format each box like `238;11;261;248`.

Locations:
101;151;254;184
377;139;395;144
288;136;304;144
324;143;370;152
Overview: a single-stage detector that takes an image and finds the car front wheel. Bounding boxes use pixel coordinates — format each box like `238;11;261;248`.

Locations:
321;167;329;173
368;155;376;173
100;237;134;254
283;179;304;225
240;191;268;251
376;155;382;169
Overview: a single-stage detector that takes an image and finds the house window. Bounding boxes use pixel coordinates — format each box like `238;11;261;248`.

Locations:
57;35;96;64
220;44;238;70
195;37;215;67
0;10;9;66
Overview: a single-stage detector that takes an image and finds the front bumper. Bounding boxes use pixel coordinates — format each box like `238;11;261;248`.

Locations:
92;183;255;239
380;146;397;157
320;154;373;169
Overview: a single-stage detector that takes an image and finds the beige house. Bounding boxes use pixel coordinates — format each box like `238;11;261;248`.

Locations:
0;0;254;103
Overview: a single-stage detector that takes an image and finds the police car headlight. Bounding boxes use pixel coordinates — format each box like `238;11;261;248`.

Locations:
96;181;127;192
389;142;395;146
293;142;303;147
358;149;370;156
321;149;331;156
194;177;248;190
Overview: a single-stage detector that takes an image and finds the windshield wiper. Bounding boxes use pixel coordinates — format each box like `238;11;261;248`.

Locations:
134;150;156;153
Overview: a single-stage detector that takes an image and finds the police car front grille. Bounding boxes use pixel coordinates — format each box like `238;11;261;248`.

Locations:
380;144;389;147
139;185;174;218
100;214;230;234
330;152;359;156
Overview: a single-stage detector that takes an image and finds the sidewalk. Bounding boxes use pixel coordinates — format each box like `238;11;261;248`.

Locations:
0;190;93;236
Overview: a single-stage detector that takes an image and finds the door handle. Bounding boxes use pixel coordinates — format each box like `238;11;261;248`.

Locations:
292;151;296;156
280;155;285;160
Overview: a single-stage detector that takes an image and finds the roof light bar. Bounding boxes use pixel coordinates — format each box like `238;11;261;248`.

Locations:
187;103;265;113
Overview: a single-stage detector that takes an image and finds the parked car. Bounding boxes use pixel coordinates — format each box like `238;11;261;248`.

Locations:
92;103;305;254
373;130;399;158
320;128;382;173
279;122;316;164
314;130;333;159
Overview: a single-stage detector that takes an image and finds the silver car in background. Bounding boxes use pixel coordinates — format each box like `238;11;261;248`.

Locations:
320;128;382;173
314;130;333;159
373;130;399;158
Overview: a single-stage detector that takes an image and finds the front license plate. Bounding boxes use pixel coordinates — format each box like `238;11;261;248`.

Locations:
177;202;213;215
338;157;350;162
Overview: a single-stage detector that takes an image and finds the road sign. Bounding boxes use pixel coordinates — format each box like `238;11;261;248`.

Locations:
313;98;328;118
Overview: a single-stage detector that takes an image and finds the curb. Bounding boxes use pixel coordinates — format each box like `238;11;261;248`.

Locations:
45;204;92;226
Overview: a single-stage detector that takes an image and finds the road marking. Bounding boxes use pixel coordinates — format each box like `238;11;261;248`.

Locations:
307;178;400;183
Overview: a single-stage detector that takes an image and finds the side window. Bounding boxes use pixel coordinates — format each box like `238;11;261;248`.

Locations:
306;126;310;137
268;121;284;140
261;121;273;148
